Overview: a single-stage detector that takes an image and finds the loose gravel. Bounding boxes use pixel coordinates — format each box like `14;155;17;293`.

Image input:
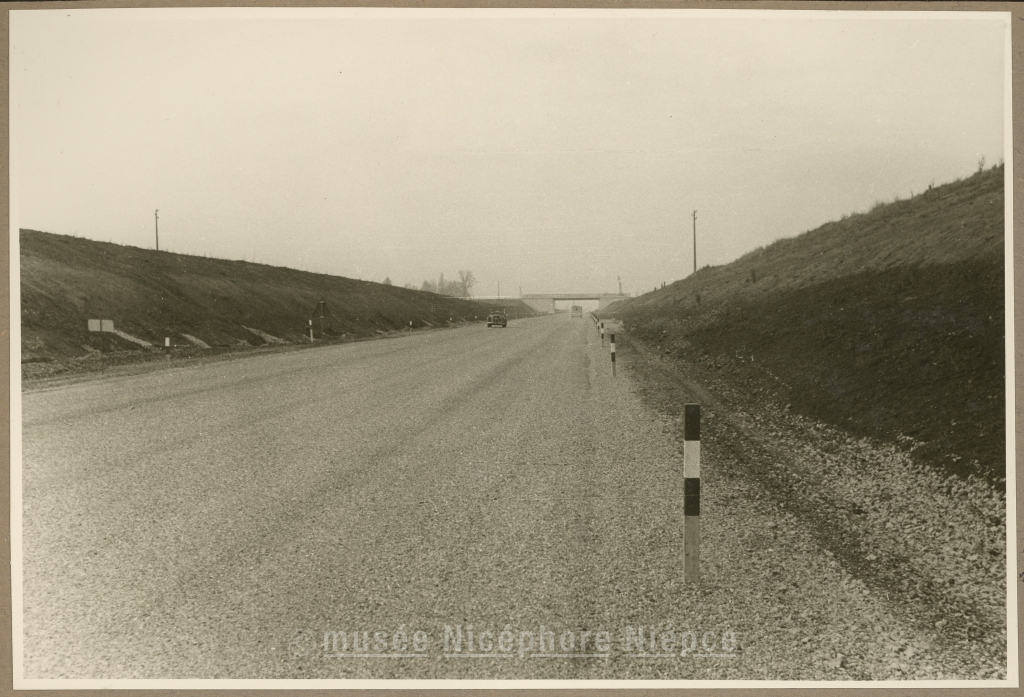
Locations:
621;334;1008;681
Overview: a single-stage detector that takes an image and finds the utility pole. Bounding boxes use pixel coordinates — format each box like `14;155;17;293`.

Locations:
618;276;622;294
692;210;697;274
155;210;160;251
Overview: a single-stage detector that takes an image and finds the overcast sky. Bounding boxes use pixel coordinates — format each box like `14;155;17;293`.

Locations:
12;9;1008;297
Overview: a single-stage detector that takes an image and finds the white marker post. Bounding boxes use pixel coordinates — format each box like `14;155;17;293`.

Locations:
610;333;616;376
409;321;413;332
308;319;314;342
164;337;171;360
684;403;701;583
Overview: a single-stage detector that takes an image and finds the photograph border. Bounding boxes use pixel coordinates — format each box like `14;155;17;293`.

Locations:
4;1;1019;693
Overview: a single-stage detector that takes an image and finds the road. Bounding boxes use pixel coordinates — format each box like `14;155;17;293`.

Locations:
21;314;695;680
18;313;1008;683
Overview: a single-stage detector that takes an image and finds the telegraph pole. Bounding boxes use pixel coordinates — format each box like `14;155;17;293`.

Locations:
155;210;160;251
691;210;697;273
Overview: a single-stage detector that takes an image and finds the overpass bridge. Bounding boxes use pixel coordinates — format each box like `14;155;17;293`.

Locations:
521;293;631;313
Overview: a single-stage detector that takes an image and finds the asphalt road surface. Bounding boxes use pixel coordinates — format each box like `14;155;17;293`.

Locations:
22;314;704;680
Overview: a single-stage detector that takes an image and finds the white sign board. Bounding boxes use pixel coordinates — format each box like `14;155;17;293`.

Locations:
88;319;114;332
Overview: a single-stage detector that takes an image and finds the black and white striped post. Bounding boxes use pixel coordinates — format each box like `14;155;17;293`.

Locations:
600;321;605;346
610;333;616;376
684;403;700;583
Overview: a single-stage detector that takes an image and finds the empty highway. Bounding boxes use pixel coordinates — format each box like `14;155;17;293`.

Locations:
18;314;1003;682
21;315;695;680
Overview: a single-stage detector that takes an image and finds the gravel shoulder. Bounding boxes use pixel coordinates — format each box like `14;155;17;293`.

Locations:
616;332;1009;681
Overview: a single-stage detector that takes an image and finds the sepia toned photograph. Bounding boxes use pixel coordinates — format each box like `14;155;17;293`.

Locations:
9;6;1015;689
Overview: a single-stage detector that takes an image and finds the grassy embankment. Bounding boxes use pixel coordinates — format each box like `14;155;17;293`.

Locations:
20;229;536;376
603;166;1005;486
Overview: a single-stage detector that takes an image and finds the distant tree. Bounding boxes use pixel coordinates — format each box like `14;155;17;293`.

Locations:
418;271;474;297
383;277;392;286
458;270;476;297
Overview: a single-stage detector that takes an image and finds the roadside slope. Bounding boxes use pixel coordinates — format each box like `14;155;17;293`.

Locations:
602;165;1005;486
20;229;535;366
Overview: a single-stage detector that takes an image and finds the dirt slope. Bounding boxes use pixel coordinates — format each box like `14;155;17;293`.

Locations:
601;165;1006;487
20;229;535;364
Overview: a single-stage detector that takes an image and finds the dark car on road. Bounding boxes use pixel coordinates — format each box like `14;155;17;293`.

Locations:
487;309;507;328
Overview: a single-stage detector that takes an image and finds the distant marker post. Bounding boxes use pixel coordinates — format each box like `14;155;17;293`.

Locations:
610;333;616;376
308;319;314;342
684;403;701;583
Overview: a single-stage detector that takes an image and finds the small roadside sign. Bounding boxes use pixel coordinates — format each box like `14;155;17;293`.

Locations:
88;319;114;332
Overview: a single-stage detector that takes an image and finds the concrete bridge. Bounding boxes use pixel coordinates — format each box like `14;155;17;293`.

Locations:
522;293;631;313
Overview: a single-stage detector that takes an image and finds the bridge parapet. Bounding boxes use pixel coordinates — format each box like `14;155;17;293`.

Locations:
521;293;631;313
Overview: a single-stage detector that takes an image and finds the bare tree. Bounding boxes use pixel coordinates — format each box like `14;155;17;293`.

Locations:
419;270;474;297
458;270;476;297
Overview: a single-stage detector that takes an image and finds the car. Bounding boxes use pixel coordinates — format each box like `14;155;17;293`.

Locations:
486;309;507;328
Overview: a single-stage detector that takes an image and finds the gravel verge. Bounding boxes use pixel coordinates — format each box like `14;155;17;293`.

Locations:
617;333;1008;681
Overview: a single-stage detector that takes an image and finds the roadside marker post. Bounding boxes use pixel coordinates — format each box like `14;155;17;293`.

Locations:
610;333;616;376
309;297;330;339
601;322;605;346
684;403;701;583
88;319;114;370
164;337;171;360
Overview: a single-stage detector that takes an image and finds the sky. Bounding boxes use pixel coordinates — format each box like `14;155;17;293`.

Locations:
11;8;1008;297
